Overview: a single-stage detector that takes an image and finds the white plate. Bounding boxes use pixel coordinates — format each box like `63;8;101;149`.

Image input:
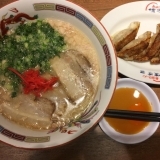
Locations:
99;78;160;144
101;1;160;84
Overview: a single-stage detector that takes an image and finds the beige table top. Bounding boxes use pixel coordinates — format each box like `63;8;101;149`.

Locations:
0;0;160;160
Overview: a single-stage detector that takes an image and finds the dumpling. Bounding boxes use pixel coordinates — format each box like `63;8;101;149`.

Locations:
111;21;140;51
146;24;160;58
117;31;152;58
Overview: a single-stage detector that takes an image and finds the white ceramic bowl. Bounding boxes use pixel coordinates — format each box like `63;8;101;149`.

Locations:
99;78;160;144
0;0;117;148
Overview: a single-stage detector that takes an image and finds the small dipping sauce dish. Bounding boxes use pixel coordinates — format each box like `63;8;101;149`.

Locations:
99;78;160;144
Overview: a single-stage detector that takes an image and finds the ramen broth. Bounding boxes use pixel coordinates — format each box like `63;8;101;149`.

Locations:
0;19;100;130
105;88;152;134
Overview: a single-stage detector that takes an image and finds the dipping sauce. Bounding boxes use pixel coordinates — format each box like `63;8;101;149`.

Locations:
105;88;152;135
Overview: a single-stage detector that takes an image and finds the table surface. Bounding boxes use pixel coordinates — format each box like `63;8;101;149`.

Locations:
1;0;160;160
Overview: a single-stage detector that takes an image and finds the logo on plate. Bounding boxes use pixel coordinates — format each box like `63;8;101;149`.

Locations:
140;70;160;82
146;2;160;13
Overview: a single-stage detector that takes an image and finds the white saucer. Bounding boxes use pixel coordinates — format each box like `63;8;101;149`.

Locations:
99;78;160;144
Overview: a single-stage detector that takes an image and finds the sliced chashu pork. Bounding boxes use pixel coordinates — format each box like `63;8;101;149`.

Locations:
64;50;94;83
0;84;71;130
50;50;94;121
0;87;55;130
50;50;94;101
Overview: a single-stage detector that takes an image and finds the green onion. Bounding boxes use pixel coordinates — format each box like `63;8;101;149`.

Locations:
0;19;66;96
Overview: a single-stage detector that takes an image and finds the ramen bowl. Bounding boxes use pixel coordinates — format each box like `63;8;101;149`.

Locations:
99;78;160;144
0;0;117;148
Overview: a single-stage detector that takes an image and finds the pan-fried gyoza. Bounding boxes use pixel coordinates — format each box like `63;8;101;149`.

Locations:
112;22;160;64
111;21;140;51
117;31;151;60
